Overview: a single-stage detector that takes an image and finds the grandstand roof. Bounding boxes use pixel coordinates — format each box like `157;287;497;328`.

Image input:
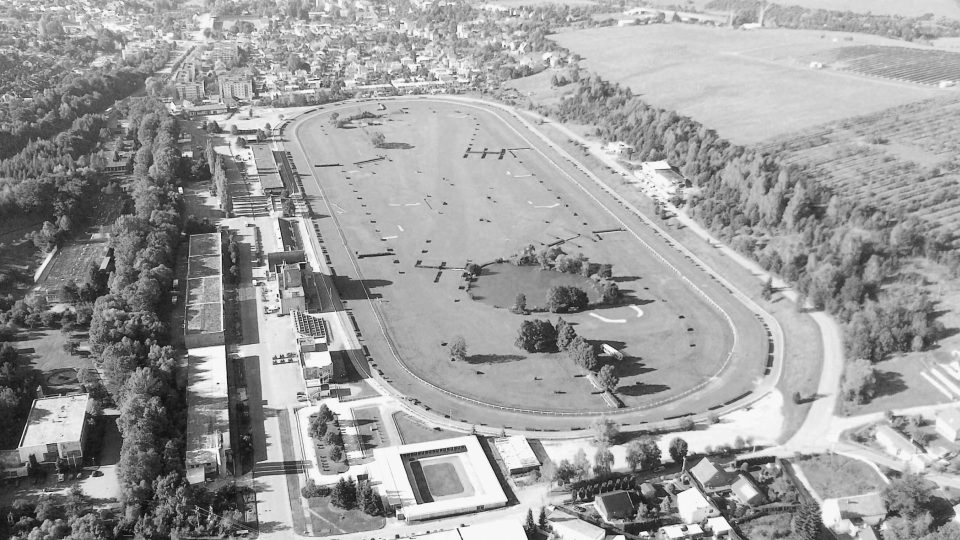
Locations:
251;143;284;191
186;233;223;335
292;310;327;339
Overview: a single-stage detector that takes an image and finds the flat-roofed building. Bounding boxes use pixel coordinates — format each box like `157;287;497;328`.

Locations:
278;261;307;314
371;435;508;522
219;73;254;101
493;436;540;475
185;233;225;349
250;143;285;196
185;345;231;484
18;394;90;467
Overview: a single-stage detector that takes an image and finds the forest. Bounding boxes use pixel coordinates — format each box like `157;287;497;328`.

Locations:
545;75;951;364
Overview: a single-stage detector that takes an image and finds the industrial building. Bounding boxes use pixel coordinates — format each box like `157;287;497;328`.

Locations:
185;345;232;484
184;233;225;349
18;394;90;467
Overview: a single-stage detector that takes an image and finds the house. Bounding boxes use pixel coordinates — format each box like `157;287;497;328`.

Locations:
936;408;960;441
660;523;704;539
689;457;738;492
821;493;887;531
18;394;91;467
705;516;733;537
594;491;635;523
549;514;605;540
677;487;719;524
875;424;921;459
731;474;766;506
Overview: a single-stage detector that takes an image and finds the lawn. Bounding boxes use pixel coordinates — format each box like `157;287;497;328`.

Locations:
470;263;600;310
796;454;886;499
392;412;460;445
551;24;943;144
17;328;95;392
351;405;389;455
308;414;349;476
305;495;384;536
738;512;794;539
295;99;765;417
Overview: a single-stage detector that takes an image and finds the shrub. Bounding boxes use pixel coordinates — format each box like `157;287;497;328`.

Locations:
546;285;589;313
330;444;344;462
302;480;332;498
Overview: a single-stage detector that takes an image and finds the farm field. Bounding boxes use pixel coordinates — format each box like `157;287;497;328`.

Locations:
807;45;960;86
761;93;960;238
551;25;946;144
292;99;768;426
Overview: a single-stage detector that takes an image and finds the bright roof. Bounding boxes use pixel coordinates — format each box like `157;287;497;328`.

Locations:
19;394;89;449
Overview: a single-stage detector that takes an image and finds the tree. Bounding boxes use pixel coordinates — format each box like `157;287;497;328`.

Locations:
591;416;619;446
523;508;536;538
235;136;247;148
568;336;599;371
668;437;689;465
546;285;588;313
465;263;482;276
761;277;774;300
555;459;577;485
449;336;467;362
515;319;557;353
286;53;303;72
597;364;619;392
229;124;238;135
329;112;340;126
513;293;527;314
883;475;933;518
538;507;549;531
331;477;357;509
792;503;822;540
841;358;878;404
556;318;578;350
540;458;557;484
370;131;386;148
594;445;614;476
318;404;334;423
625;436;661;471
329;444;344;462
572;449;590;481
597;280;620;304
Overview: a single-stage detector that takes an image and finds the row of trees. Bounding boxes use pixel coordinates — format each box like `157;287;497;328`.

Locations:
514;318;614;384
707;0;960;42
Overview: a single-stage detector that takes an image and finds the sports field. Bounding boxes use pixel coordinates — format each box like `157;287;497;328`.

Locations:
409;456;475;502
292;99;769;425
552;25;946;144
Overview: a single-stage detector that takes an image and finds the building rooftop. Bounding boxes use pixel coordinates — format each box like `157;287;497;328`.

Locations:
938;408;960;432
251;143;284;190
185;346;230;469
186;233;224;335
493;436;539;472
595;490;635;520
19;394;90;450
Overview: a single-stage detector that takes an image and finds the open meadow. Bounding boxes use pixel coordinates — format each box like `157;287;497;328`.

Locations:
293;99;768;421
551;24;947;144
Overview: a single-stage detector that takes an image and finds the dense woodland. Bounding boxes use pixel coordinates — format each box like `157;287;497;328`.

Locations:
544;75;950;365
0;41;172;162
706;0;960;41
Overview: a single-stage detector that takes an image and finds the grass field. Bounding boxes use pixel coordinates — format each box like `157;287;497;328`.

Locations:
796;454;886;499
392;412;460;445
470;263;600;310
684;0;960;19
306;495;384;535
351;405;389;453
551;25;945;144
296;99;764;415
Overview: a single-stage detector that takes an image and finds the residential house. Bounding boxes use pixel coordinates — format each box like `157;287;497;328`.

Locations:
549;513;605;540
936;408;960;441
677;487;719;524
731;474;767;506
594;491;635;523
822;493;887;532
875;424;921;459
689;457;738;493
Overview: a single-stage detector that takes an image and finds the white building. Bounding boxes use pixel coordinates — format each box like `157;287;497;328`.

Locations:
18;394;90;466
875;424;921;459
371;435;508;522
936;408;960;441
821;493;887;532
677;487;719;524
549;514;605;540
493;436;539;475
185;346;232;484
407;520;527;540
635;160;687;198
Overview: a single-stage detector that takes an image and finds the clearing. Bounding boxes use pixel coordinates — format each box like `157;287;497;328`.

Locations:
795;453;887;499
551;24;946;144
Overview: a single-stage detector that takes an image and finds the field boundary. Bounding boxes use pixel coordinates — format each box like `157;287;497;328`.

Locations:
289;97;781;422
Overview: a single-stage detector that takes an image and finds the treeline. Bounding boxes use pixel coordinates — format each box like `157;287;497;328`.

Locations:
0;43;172;162
548;75;948;363
706;0;960;41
